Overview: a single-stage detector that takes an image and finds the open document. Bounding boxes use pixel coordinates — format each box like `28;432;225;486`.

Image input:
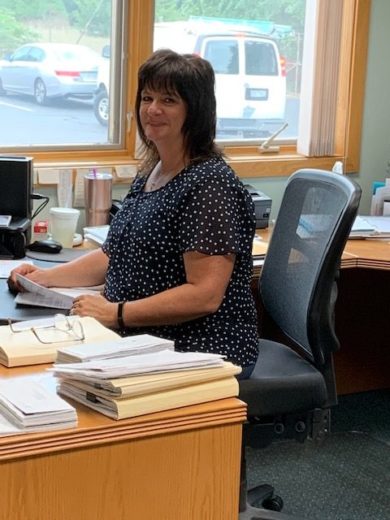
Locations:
14;273;103;310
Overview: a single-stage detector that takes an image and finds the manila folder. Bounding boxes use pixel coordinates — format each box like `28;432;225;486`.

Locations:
59;375;239;420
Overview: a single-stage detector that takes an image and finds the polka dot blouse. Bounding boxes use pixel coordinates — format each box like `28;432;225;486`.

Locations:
102;156;259;368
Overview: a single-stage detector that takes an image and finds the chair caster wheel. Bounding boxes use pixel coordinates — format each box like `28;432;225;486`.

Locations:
262;495;284;511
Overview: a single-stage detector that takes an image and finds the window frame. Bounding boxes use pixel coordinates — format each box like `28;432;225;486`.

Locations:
29;0;370;179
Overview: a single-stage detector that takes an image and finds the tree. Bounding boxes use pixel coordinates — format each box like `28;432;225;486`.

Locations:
0;8;38;54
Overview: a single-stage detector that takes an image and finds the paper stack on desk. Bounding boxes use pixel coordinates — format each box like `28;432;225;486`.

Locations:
55;334;174;363
0;377;77;436
52;350;241;420
83;225;109;246
349;216;390;238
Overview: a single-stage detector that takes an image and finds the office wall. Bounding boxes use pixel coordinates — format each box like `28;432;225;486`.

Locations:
246;0;390;219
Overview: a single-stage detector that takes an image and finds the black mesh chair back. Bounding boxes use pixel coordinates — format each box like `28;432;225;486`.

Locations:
239;169;361;519
260;169;361;398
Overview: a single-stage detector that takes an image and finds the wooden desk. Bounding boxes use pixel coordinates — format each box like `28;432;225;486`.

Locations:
0;365;246;520
334;239;390;394
254;230;390;395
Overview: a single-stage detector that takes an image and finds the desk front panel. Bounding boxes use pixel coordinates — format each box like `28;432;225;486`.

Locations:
0;363;245;520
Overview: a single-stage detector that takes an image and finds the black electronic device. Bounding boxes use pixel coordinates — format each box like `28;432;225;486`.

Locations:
110;200;122;221
0;156;33;219
27;239;62;254
0;217;30;258
0;156;33;254
244;184;272;229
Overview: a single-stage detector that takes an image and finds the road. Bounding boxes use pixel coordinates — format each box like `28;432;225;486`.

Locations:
0;94;107;146
0;94;299;147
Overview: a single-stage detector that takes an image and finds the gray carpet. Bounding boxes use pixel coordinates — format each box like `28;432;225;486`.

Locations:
246;390;390;519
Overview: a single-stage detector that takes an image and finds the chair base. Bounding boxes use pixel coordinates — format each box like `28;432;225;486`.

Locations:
239;501;304;519
248;483;282;511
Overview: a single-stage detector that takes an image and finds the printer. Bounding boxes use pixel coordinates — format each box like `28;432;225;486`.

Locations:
244;184;272;229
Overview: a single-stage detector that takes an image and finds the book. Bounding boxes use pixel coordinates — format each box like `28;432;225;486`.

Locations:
0;376;77;435
56;334;175;363
14;273;103;310
55;361;241;398
0;316;120;367
58;374;239;420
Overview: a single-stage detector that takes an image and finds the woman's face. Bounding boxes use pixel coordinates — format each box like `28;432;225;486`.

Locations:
139;87;187;147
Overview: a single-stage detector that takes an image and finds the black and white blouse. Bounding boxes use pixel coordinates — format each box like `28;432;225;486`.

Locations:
102;156;259;368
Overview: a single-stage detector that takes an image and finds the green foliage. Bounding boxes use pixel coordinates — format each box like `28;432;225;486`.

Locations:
0;0;65;21
0;8;39;54
64;0;111;37
156;0;306;32
155;0;306;94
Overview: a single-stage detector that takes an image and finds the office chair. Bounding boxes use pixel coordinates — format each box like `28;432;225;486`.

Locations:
239;169;361;519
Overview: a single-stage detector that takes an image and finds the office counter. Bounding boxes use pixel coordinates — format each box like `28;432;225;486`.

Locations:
0;364;245;520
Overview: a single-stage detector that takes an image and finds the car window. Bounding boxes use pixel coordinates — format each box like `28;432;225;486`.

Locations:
11;47;31;61
29;47;45;62
245;40;278;76
203;39;239;75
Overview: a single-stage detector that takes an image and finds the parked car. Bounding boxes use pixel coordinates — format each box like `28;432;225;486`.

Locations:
93;45;110;126
193;32;287;137
0;43;101;105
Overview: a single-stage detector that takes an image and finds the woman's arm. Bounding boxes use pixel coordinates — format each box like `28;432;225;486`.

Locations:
72;251;235;328
8;249;109;291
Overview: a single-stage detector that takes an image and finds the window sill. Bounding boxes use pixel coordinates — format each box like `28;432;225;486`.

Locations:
33;148;346;185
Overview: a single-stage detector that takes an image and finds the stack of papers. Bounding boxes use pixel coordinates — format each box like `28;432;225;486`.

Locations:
350;216;390;238
56;334;174;363
52;350;240;420
0;377;77;436
83;225;109;246
52;350;226;379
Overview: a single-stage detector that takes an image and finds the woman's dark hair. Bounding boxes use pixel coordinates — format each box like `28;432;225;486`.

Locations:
135;49;221;173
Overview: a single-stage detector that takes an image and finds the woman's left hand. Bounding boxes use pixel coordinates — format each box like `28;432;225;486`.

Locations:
70;294;118;329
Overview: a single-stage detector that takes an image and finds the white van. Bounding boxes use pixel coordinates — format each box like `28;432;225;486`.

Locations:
95;30;287;137
193;32;286;138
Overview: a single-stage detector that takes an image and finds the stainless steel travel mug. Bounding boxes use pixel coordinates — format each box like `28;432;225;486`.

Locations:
84;172;113;226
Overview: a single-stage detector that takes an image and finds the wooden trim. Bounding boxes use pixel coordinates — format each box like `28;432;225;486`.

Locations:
335;0;371;172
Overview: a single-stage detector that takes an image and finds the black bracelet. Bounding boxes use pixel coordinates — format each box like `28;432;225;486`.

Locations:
117;301;126;330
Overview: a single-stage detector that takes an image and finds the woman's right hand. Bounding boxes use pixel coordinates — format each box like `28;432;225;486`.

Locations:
7;264;49;294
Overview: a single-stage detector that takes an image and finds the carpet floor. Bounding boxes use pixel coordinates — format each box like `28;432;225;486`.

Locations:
246;389;390;519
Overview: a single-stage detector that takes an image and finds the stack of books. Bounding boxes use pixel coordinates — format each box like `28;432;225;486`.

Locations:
51;346;241;420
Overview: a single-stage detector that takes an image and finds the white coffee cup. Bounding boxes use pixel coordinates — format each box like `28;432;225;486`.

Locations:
49;207;80;248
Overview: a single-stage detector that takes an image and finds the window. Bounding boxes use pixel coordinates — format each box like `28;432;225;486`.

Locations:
0;0;370;177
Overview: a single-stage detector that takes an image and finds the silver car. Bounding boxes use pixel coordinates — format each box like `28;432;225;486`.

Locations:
0;43;100;105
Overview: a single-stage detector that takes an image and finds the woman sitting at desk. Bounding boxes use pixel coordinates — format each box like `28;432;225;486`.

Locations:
9;49;259;378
